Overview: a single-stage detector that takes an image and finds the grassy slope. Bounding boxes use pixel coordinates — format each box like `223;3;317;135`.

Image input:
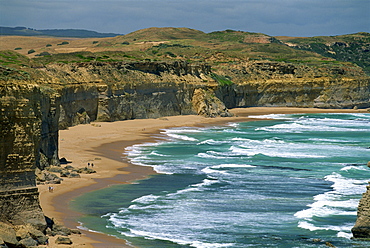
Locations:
278;32;370;74
0;28;369;80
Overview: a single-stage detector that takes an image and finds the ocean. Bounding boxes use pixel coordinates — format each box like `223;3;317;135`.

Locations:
71;113;370;248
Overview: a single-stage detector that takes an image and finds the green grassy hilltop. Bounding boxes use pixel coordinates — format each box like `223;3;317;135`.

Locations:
1;27;369;79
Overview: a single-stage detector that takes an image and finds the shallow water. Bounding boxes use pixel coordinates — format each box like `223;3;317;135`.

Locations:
71;113;370;248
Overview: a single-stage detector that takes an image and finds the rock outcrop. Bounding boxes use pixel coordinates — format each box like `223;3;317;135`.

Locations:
352;181;370;239
214;61;370;109
0;83;48;246
0;84;46;229
216;77;370;109
192;88;232;117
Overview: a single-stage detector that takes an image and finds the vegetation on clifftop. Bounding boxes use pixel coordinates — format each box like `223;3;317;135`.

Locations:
279;32;370;74
0;27;369;82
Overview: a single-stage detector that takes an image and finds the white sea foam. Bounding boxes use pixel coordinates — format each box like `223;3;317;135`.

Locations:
325;172;368;196
297;221;320;231
125;142;161;154
202;164;256;175
166;133;198;141
227;122;239;128
295;205;356;219
171;186;203;195
295;172;366;231
126;229;234;248
197;152;230;159
132;194;160;204
337;231;353;239
231;137;285;144
297;117;370;131
231;137;254;142
340;165;368;171
128;159;149;167
124;146;144;156
297;220;353;233
197;139;228;145
230;145;326;158
151;165;175;174
247;114;293;119
308;138;352;143
150;151;169;157
189;241;235;248
162;128;202;133
257;121;362;133
168;179;219;197
127;203;171;211
212;164;256;169
110;211;125;221
193;178;219;188
350;113;370;119
77;222;104;233
127;159;174;174
201;167;228;175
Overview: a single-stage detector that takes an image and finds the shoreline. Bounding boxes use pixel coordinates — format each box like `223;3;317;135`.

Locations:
37;107;369;247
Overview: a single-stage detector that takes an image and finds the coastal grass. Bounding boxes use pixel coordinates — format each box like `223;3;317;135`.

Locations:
1;28;369;75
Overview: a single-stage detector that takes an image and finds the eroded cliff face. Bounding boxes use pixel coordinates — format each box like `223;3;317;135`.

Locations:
0;83;46;230
352;182;370;238
44;61;216;128
216;77;370;109
214;60;370;109
58;81;198;126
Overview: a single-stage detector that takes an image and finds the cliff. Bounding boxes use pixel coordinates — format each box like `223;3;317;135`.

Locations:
0;83;49;246
1;59;370;246
217;77;370;109
352;182;370;238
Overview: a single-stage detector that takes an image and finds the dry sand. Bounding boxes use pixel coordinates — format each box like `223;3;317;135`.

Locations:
37;107;369;247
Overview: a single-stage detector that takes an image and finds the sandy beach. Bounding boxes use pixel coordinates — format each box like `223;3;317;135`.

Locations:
37;107;369;247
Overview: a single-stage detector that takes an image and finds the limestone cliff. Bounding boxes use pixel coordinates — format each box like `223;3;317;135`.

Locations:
44;61;216;127
192;88;232;117
216;77;370;109
0;83;46;231
208;61;369;109
352;182;370;238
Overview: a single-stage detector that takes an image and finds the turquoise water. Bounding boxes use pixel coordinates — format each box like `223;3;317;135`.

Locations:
71;113;370;248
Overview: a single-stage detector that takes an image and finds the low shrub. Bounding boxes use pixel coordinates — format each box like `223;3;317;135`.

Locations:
57;41;69;46
35;52;51;57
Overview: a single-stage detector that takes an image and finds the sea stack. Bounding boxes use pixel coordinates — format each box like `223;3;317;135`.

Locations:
352;182;370;238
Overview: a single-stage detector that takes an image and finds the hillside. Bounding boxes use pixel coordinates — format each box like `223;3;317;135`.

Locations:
1;27;369;78
278;32;370;75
